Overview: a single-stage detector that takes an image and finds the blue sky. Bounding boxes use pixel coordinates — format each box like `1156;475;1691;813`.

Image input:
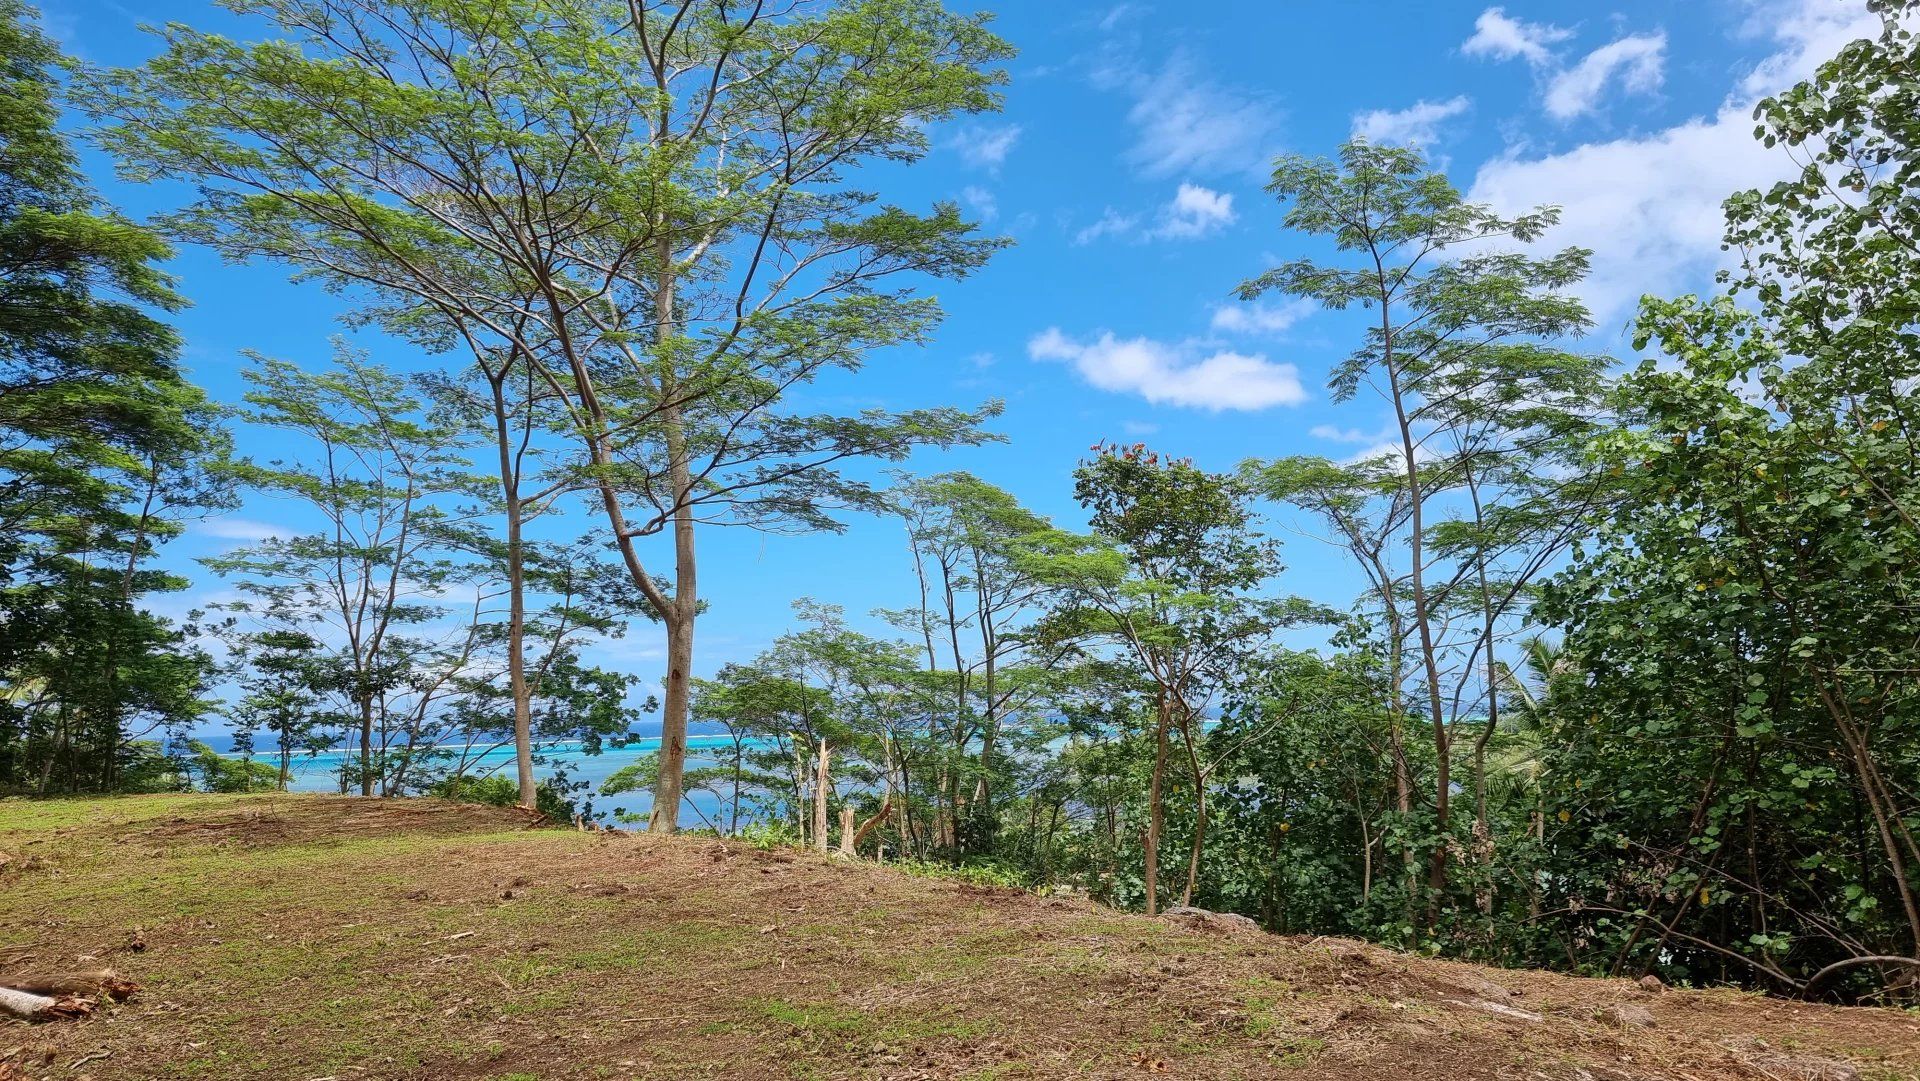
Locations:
41;0;1879;719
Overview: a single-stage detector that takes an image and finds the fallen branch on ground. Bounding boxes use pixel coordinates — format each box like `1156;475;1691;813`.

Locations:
0;985;92;1022
0;969;138;1022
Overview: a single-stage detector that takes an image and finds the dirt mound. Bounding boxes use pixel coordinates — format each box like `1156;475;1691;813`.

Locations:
2;795;1916;1080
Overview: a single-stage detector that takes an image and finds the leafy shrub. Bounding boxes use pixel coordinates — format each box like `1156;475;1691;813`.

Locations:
427;773;572;821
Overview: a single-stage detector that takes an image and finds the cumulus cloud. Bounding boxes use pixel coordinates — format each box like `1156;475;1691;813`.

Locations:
1461;7;1572;66
1544;33;1668;120
1352;95;1472;146
1075;183;1238;244
1466;0;1879;328
1211;298;1315;335
946;124;1022;171
1153;183;1236;239
1028;327;1307;411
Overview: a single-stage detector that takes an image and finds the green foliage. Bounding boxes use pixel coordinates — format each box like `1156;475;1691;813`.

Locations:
1234;138;1608;937
0;0;224;793
428;773;570;822
1530;3;1920;997
889;857;1030;889
185;740;280;794
88;0;1017;829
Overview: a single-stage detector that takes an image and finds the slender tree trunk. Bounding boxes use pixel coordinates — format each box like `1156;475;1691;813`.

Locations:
1356;800;1374;904
1824;687;1920;956
649;225;697;833
1144;696;1171;916
1179;704;1208;908
487;375;538;811
357;687;375;797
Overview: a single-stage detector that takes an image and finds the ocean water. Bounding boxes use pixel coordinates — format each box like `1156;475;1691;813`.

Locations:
220;733;775;829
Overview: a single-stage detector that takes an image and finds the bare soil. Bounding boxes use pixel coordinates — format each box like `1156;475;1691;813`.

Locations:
2;794;1916;1080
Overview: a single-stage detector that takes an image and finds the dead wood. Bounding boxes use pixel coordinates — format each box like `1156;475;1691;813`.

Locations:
0;970;136;1001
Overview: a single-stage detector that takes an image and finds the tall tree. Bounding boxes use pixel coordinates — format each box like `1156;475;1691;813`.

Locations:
0;0;223;792
885;472;1061;852
91;0;1013;830
1537;0;1920;995
1022;445;1305;913
1236;141;1605;924
205;348;481;796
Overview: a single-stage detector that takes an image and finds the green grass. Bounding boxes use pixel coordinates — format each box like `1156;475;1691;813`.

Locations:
6;793;1912;1081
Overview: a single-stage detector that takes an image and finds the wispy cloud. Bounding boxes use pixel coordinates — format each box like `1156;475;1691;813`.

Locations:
1352;95;1472;146
960;184;998;222
1092;50;1281;178
946;124;1023;172
1544;33;1668;120
1028;327;1307;411
196;517;291;545
1211;298;1315;335
1074;208;1140;245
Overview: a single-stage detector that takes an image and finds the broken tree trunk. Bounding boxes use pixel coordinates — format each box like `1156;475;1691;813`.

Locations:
851;795;893;857
812;740;830;854
837;806;856;856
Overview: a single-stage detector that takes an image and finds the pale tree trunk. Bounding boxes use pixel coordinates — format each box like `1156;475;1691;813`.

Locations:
812;740;831;853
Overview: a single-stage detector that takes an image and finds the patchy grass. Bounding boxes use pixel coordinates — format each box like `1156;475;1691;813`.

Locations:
2;794;1918;1080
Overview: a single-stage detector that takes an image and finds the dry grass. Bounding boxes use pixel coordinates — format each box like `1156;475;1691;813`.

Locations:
2;794;1917;1080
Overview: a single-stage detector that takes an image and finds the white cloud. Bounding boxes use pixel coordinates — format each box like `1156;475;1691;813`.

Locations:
1078;183;1238;244
1097;51;1281;177
1309;424;1375;444
1097;3;1141;31
1211;298;1315;335
1461;7;1572;66
1466;0;1879;328
196;517;290;545
1308;423;1431;468
1028;327;1307;411
1353;96;1471;147
947;124;1022;171
1544;33;1668;120
1153;182;1236;239
960;185;998;222
1074;208;1139;245
1343;441;1427;468
1122;420;1160;435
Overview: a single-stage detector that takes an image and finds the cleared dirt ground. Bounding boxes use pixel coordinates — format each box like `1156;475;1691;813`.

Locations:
3;794;1917;1080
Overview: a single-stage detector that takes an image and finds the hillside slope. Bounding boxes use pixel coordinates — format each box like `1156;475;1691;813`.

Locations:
1;795;1915;1080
